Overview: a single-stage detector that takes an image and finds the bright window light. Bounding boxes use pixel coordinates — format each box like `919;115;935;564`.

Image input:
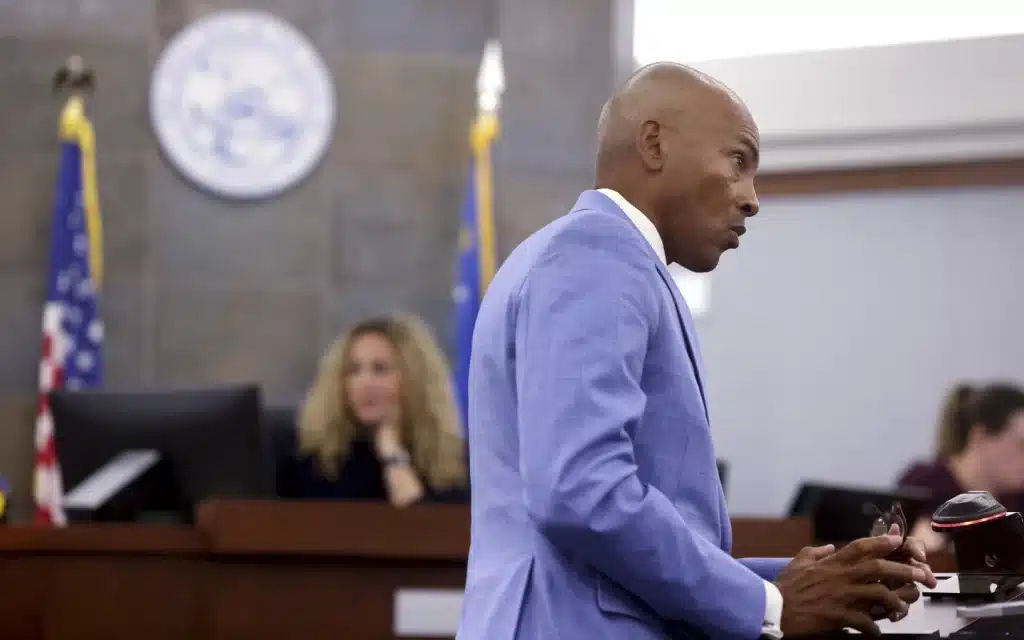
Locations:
634;0;1024;64
669;264;710;319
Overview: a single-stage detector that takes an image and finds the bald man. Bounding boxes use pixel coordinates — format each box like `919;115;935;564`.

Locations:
457;63;935;639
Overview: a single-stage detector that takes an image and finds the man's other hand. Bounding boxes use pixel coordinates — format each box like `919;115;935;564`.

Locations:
890;534;937;587
873;534;937;621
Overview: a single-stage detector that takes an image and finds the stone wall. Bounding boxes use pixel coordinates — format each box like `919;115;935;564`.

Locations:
0;0;631;514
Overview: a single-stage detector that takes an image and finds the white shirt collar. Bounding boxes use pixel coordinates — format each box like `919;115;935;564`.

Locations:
597;188;666;265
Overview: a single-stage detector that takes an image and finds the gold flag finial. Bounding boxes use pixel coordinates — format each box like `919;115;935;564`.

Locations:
53;55;96;95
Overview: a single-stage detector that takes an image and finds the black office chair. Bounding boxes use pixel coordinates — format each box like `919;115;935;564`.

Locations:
263;405;299;495
717;459;728;498
787;482;930;545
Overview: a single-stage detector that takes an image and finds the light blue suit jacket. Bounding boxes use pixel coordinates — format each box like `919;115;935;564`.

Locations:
457;191;787;640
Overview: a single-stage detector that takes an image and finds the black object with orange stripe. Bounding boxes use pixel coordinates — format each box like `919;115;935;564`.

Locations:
929;491;1024;599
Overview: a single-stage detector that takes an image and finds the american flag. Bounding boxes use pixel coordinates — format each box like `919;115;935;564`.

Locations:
34;97;104;527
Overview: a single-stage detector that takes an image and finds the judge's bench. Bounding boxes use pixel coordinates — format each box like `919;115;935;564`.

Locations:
11;387;1024;637
1;500;1019;639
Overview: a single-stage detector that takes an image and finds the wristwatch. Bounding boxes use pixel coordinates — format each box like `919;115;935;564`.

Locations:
380;449;411;468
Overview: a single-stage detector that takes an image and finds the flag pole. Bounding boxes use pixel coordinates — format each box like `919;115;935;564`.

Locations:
472;40;504;292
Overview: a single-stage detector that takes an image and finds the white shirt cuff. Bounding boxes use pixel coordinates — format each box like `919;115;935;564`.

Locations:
761;580;783;639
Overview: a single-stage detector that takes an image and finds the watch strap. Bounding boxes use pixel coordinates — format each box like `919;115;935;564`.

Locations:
381;449;411;468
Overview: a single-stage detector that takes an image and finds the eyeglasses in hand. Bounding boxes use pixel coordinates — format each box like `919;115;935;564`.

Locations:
869;501;907;551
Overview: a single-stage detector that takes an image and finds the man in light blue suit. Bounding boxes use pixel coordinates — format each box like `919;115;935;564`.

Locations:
458;63;935;639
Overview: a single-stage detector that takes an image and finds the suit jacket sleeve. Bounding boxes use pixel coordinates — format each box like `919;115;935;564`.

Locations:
515;215;766;638
739;557;790;581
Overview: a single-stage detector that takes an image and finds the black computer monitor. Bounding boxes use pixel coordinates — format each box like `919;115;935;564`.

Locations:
716;459;729;497
787;482;932;545
51;385;274;524
263;405;298;444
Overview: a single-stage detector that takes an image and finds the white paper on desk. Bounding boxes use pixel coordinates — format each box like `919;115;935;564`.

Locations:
393;588;463;637
62;450;160;510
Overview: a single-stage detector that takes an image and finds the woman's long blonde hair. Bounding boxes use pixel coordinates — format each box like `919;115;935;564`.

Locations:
297;313;467;490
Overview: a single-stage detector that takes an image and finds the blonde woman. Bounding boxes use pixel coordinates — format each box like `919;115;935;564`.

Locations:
274;313;469;507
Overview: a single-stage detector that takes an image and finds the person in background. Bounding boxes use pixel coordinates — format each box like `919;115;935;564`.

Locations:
897;382;1024;551
275;313;469;507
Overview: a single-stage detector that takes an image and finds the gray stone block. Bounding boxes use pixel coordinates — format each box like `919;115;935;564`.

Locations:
99;273;148;387
96;152;149;275
0;0;155;42
0;392;38;521
329;0;490;57
494;171;593;257
152;284;321;399
329;54;477;176
0;274;45;391
162;0;333;54
331;165;461;286
147;155;332;285
320;284;453;361
0;38;150;155
494;52;610;174
0;157;59;271
498;0;613;60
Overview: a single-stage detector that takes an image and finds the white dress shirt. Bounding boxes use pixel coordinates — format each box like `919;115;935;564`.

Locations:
597;188;784;639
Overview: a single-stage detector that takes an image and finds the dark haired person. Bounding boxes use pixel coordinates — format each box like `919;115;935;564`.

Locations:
897;382;1024;551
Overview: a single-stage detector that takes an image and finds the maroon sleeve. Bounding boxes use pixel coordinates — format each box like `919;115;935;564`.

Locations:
896;459;960;520
896;462;936;489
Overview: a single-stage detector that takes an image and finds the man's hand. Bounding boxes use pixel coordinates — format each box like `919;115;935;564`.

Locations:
890;535;937;588
871;535;936;621
776;542;836;577
775;535;932;637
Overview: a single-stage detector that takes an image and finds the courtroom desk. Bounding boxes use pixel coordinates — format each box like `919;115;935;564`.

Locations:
0;501;470;640
202;510;809;639
875;574;1024;637
198;505;809;560
0;506;816;640
0;524;204;640
198;500;469;640
731;516;812;558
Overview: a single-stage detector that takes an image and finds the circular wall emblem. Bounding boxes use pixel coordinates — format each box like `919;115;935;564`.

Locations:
150;10;335;200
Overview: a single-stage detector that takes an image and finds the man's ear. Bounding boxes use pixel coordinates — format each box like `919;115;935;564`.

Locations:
636;120;663;172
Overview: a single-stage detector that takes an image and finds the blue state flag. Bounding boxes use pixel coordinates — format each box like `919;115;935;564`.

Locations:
452;113;498;432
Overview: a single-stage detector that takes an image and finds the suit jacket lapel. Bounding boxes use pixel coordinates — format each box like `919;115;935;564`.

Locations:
577;190;710;421
653;262;709;422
